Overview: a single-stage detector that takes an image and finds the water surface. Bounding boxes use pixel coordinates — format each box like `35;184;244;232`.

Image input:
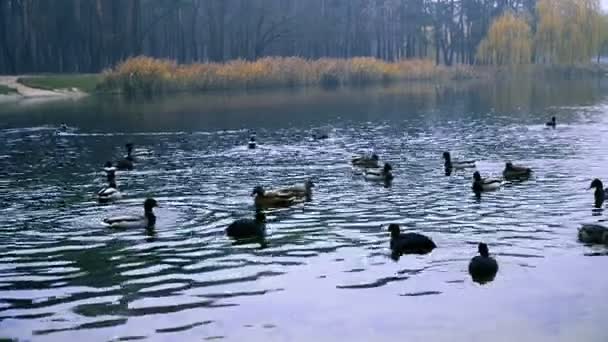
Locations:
1;79;608;341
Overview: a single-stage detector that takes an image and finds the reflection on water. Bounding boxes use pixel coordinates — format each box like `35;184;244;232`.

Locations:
1;78;608;341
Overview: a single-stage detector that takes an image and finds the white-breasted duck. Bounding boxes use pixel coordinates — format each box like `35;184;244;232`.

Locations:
472;171;502;196
103;198;158;229
443;151;476;171
98;180;122;203
364;163;393;181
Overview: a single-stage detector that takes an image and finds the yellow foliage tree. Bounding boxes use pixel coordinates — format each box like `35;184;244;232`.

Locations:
535;0;603;64
476;12;532;65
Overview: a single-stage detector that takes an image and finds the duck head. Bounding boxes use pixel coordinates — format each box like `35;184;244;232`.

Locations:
383;163;393;173
144;198;158;212
251;186;265;197
371;154;379;161
478;243;490;257
388;224;401;238
126;143;134;155
589;179;604;190
473;171;482;182
551;116;556;123
104;161;113;168
505;162;514;170
442;152;451;161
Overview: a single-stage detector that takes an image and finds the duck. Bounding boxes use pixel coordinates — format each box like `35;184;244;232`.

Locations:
364;163;393;181
98;181;122;203
116;143;135;170
472;171;502;195
468;243;499;284
55;123;72;136
502;162;532;180
546;116;556;128
352;154;380;168
388;224;436;255
275;179;314;200
251;186;297;208
312;133;329;140
589;179;607;208
103;198;158;229
226;211;266;239
248;136;257;149
443;152;476;170
578;224;608;244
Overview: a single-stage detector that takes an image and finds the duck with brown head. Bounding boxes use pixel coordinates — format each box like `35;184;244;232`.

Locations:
251;186;296;208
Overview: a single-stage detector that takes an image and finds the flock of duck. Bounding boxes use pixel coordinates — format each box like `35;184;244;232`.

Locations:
90;116;606;285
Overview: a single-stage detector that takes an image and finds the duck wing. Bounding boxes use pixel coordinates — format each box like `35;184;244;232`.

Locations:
98;187;118;196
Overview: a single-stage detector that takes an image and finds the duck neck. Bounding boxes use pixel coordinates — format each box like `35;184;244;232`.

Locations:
145;210;156;227
595;188;605;208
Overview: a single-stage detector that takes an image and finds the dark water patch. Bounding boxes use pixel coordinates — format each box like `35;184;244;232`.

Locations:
156;320;213;333
400;291;442;297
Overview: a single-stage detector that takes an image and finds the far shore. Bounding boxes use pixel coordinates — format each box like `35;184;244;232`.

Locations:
1;60;607;104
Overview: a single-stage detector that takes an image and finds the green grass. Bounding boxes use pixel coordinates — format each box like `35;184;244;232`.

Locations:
0;84;17;95
18;74;101;93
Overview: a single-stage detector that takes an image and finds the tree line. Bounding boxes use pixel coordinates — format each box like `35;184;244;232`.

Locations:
0;0;604;74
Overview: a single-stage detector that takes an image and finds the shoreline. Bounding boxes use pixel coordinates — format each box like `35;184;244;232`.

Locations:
0;76;87;104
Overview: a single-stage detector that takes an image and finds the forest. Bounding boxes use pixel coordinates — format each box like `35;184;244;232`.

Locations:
0;0;606;74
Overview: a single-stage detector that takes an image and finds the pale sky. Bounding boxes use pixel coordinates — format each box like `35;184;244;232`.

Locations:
603;0;608;11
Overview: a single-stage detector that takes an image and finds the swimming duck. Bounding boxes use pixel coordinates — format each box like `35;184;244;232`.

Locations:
443;152;476;170
364;163;393;181
468;243;498;284
589;179;607;208
502;162;532;180
388;224;436;255
312;133;329;140
546;116;556;128
275;179;314;200
248;136;257;149
472;171;502;195
98;181;122;203
226;211;266;239
251;186;297;208
578;224;608;244
103;198;157;229
116;143;135;170
55;123;72;136
352;154;380;168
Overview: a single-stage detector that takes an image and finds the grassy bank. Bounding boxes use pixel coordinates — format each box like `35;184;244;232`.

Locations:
0;84;17;95
99;56;479;96
18;74;101;93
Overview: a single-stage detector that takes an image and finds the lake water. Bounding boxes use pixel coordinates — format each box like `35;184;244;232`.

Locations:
1;79;608;341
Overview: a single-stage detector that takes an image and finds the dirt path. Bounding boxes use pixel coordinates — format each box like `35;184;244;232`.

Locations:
0;76;85;98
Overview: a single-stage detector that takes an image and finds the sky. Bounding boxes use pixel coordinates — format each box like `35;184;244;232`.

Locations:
603;0;608;11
